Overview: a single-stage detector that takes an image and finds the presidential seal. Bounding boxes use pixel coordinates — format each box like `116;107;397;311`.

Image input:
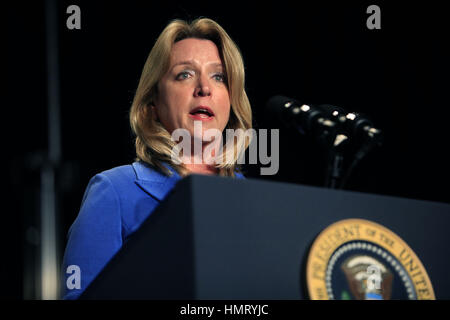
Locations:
306;219;435;300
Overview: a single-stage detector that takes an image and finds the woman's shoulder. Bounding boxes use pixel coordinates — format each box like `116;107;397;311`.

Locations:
91;162;244;186
89;161;180;197
93;161;164;184
97;163;138;182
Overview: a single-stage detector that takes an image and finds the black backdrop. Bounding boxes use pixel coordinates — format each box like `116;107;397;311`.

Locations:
5;1;449;299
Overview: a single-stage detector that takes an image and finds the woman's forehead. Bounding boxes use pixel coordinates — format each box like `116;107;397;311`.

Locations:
170;38;222;67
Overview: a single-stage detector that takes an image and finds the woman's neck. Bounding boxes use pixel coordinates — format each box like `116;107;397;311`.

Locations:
184;162;219;176
182;140;220;175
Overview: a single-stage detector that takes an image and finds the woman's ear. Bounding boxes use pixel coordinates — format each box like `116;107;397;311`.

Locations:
150;103;159;121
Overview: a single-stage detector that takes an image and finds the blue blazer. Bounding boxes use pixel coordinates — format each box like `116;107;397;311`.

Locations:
61;161;244;299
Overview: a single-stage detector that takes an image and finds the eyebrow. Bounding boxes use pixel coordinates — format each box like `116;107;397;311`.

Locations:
171;60;223;69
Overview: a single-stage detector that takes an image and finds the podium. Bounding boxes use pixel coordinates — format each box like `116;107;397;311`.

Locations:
80;175;450;299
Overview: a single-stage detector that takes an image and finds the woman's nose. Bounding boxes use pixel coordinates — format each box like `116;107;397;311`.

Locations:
194;76;211;97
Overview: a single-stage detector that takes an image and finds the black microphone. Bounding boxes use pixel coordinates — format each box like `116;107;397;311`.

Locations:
265;95;337;137
266;95;383;189
317;104;383;143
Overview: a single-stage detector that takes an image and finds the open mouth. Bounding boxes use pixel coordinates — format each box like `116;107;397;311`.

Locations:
189;107;215;118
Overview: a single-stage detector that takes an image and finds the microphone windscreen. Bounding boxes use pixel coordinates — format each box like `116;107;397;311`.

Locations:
265;95;298;123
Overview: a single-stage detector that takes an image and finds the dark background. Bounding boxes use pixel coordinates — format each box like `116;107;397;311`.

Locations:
5;1;449;299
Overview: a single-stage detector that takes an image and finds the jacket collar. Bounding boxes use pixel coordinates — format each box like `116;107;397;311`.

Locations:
132;161;182;201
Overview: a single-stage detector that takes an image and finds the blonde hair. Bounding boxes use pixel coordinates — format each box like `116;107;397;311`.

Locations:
129;17;252;177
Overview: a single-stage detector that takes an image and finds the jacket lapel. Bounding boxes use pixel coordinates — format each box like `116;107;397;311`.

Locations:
132;161;181;201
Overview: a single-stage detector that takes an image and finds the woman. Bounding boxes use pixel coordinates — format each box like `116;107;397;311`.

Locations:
61;17;252;299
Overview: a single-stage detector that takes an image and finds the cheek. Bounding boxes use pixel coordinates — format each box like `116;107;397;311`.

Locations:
165;86;192;112
218;91;231;119
155;84;188;128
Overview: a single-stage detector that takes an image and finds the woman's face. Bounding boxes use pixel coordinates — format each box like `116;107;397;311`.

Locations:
154;38;231;141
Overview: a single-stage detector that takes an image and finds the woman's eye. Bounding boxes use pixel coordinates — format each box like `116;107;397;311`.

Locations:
176;71;192;80
213;73;225;82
